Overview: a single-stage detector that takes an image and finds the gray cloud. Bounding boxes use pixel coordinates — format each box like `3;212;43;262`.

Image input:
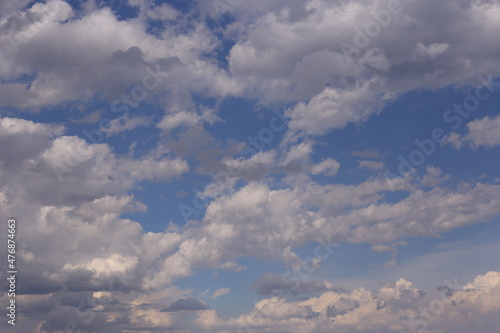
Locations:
161;298;210;312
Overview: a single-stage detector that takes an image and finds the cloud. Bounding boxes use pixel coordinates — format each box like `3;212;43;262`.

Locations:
194;271;500;333
161;298;210;312
102;115;152;136
359;160;385;170
254;273;337;296
371;245;398;253
224;0;500;137
1;1;500;331
415;42;449;60
211;288;231;299
218;260;247;272
144;173;500;289
3;117;500;298
446;115;500;149
0;0;242;128
351;150;382;158
311;158;341;176
157;108;218;132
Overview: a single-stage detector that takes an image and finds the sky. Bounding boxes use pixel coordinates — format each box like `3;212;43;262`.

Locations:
0;0;500;332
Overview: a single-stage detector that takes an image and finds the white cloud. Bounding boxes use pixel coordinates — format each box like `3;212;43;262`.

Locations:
359;160;385;170
446;115;500;149
102;116;151;136
211;288;231;299
1;1;500;331
310;158;341;176
415;42;449;60
193;271;500;333
224;0;500;137
158;108;218;132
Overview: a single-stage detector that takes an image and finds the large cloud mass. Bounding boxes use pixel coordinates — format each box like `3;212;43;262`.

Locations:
1;0;500;332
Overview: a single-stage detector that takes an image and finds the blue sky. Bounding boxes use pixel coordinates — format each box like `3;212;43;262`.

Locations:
1;0;500;332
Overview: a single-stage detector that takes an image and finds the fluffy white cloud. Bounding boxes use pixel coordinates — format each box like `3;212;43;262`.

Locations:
158;108;218;132
310;158;340;176
193;271;500;333
1;1;500;332
446;114;500;149
0;0;242;125
223;0;500;136
144;172;500;289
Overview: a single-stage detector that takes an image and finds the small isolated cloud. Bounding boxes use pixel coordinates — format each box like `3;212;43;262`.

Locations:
218;261;247;272
254;273;337;296
359;160;384;170
350;150;382;158
371;245;398;253
391;240;409;247
161;298;210;312
371;245;400;268
310;158;340;176
211;288;230;299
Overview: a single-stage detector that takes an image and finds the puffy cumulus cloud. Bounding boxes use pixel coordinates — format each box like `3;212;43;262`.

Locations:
284;84;395;137
157;108;219;132
196;277;423;332
192;271;500;333
222;0;500;136
446;114;500;149
424;271;500;333
281;142;314;165
0;122;188;205
0;117;203;333
198;141;339;185
0;0;241;114
448;271;500;314
0;117;64;169
219;150;277;182
142;172;500;289
0;118;189;297
1;121;500;333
